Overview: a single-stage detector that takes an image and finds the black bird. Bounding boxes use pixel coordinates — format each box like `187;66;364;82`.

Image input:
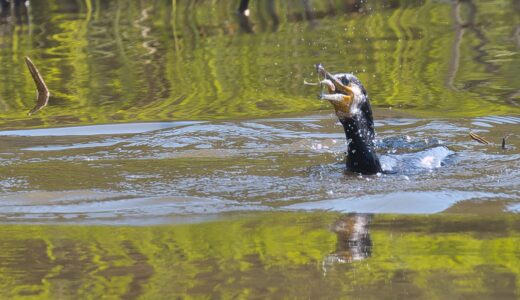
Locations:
315;64;382;175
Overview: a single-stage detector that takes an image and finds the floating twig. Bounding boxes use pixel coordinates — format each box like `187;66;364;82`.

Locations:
25;56;50;115
502;134;512;150
469;131;490;144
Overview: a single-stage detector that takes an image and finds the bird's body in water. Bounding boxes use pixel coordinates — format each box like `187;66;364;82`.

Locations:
314;64;382;175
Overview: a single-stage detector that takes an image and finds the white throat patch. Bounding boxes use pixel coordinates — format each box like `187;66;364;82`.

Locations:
349;85;364;116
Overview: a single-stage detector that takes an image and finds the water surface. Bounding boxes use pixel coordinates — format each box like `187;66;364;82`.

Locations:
0;0;519;298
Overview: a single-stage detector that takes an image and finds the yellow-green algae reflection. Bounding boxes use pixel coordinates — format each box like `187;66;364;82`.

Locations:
0;0;519;129
1;1;520;299
0;212;519;299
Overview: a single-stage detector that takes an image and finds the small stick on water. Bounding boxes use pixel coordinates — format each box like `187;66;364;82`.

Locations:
502;134;512;150
469;131;490;144
25;56;50;115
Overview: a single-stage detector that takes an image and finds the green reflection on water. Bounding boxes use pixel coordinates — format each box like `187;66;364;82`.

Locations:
0;212;519;299
1;2;520;297
0;0;519;129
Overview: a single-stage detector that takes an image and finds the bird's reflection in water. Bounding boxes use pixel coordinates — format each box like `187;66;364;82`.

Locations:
323;214;372;273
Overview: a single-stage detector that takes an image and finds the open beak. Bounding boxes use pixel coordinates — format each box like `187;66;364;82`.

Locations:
315;64;354;114
316;64;352;95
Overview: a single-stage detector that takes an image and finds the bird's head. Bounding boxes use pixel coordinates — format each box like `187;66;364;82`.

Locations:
315;64;370;122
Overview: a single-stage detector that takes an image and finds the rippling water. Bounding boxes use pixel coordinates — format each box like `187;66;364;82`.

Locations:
1;0;519;298
1;113;519;224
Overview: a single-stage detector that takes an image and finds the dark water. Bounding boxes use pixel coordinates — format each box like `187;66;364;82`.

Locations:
0;0;519;298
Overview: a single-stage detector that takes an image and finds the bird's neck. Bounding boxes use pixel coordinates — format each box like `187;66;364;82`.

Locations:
341;116;382;175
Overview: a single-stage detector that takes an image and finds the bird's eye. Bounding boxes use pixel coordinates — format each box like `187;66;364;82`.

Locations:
341;77;350;85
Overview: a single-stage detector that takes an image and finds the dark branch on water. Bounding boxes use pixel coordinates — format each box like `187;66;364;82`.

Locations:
502;134;512;150
25;56;50;115
469;132;489;145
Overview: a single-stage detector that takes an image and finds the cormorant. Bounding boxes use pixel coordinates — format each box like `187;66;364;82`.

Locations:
315;64;382;175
